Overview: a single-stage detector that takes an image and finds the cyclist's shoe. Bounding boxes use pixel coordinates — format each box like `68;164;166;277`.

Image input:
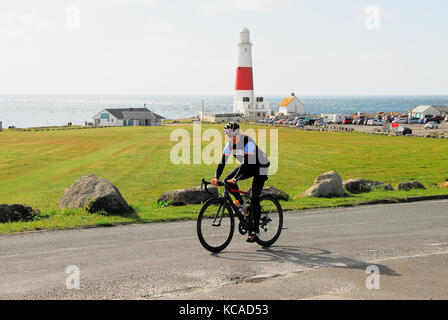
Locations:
247;232;260;243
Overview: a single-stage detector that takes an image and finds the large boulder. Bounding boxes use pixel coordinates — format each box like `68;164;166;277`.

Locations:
299;171;346;198
158;186;218;206
158;186;290;206
59;175;132;215
343;178;393;194
0;204;40;223
394;181;426;191
247;187;290;201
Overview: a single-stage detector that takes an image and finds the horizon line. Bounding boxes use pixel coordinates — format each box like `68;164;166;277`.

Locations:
1;93;448;97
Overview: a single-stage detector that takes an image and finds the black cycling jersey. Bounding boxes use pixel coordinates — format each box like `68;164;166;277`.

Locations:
215;135;270;182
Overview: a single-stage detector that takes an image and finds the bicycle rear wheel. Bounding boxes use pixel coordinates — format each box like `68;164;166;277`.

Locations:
197;198;234;253
256;195;283;247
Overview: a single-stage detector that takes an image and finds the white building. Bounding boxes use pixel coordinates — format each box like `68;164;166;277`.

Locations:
233;28;270;119
200;112;243;123
321;113;344;124
411;105;448;119
278;93;305;116
92;108;165;127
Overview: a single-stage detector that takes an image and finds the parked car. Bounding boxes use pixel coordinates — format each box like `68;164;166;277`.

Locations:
363;118;372;125
303;119;316;126
354;117;365;125
370;120;384;126
424;117;440;124
343;118;353;124
425;122;438;129
395;126;412;135
383;116;393;123
392;118;408;124
296;120;304;128
407;117;420;124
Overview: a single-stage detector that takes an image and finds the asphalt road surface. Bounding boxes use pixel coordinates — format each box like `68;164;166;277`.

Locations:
1;200;448;300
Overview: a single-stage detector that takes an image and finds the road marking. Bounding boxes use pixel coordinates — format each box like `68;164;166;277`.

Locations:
426;242;448;247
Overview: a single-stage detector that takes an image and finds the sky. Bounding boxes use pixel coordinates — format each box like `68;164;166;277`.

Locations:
0;0;447;96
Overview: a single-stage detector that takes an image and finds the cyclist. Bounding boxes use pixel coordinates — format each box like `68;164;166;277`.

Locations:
211;122;270;243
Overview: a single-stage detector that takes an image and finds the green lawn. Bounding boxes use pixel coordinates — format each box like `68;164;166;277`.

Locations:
0;125;447;234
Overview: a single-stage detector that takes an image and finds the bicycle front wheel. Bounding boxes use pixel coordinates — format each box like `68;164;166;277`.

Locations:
256;195;283;247
197;198;234;253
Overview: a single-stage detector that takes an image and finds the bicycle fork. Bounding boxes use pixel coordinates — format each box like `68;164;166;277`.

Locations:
212;200;225;227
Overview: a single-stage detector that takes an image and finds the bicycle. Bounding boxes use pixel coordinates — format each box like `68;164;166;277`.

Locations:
197;178;283;253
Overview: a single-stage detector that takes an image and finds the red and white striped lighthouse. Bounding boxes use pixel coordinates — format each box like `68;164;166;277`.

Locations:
234;27;254;112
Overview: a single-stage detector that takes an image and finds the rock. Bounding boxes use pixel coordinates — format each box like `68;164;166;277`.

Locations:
0;204;40;223
59;175;132;215
159;186;290;206
248;187;290;201
343;178;393;194
299;170;346;198
394;181;426;191
158;186;218;206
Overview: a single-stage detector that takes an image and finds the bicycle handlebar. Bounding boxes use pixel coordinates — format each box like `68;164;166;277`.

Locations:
201;178;225;195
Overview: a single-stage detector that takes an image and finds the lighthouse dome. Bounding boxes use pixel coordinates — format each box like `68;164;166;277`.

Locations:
240;27;250;43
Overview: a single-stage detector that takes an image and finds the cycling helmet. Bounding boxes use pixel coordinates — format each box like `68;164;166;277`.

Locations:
224;122;241;137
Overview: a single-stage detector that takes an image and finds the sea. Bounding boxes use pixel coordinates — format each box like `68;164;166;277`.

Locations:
1;95;448;128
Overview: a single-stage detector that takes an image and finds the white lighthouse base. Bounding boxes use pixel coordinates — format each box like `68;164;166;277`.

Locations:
234;101;271;119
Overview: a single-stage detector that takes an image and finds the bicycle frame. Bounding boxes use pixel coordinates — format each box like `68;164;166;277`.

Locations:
201;178;251;231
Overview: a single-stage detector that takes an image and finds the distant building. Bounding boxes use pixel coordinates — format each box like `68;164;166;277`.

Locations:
200;112;243;123
411;105;448;119
278;93;305;116
92;108;165;127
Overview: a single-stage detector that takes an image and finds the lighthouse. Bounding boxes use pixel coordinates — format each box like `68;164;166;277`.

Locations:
233;28;270;119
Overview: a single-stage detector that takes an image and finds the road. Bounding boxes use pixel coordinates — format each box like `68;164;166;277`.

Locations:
1;200;448;300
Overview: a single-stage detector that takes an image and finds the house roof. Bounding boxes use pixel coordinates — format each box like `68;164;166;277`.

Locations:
105;108;165;120
433;106;448;112
412;106;433;113
279;96;295;106
412;105;448;113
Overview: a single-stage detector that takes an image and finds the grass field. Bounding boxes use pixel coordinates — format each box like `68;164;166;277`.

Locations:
0;124;447;234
